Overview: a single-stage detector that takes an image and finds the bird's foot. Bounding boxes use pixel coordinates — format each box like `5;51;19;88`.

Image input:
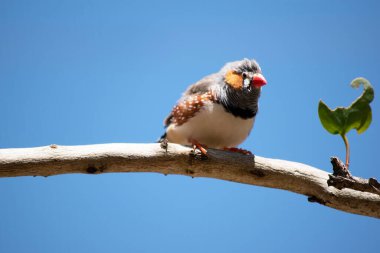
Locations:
159;138;168;152
223;147;252;155
189;139;208;158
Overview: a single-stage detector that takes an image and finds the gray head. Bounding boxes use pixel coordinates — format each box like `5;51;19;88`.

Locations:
215;58;267;119
220;58;262;74
219;58;266;90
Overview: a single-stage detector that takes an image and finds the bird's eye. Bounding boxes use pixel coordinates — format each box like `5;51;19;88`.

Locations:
241;72;250;87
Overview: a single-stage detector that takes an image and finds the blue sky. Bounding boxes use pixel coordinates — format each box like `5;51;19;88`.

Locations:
0;0;379;252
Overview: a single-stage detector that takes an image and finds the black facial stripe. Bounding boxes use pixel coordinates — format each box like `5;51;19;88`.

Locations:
214;82;261;120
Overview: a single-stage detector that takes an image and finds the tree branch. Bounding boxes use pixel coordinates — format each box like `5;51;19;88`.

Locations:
0;143;379;219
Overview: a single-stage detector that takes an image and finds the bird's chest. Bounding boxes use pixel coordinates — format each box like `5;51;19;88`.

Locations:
167;101;254;148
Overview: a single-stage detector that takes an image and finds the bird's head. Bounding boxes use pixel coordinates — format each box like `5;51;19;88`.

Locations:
221;58;267;91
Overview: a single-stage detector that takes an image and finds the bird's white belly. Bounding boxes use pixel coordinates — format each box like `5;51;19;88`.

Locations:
166;102;254;148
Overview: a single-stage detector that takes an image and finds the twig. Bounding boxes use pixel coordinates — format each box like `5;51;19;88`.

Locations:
328;156;380;195
0;143;379;219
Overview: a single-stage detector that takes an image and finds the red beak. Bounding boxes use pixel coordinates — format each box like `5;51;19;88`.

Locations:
252;73;267;88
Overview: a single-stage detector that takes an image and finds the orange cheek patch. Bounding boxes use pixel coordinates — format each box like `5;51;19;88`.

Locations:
225;70;243;89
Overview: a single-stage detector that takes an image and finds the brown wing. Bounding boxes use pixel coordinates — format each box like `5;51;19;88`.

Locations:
182;73;218;97
163;73;218;127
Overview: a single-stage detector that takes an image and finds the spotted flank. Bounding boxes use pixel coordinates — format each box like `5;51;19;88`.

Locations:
170;91;214;126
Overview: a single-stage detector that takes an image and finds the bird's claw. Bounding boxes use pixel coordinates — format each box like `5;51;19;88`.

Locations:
223;147;252;155
189;139;208;160
159;138;169;152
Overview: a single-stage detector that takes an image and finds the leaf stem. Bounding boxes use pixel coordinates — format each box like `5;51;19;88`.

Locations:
341;134;350;169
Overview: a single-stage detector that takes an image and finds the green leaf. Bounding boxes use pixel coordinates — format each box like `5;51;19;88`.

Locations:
318;77;374;136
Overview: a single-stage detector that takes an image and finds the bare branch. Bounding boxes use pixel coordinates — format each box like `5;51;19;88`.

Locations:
0;143;379;218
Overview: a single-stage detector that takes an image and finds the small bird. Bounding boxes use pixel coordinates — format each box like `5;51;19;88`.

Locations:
161;58;267;155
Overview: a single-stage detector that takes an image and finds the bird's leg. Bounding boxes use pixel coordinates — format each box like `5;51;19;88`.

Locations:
189;138;208;156
223;147;252;155
159;138;168;152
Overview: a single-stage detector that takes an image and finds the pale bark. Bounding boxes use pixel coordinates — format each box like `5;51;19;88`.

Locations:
0;143;379;218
